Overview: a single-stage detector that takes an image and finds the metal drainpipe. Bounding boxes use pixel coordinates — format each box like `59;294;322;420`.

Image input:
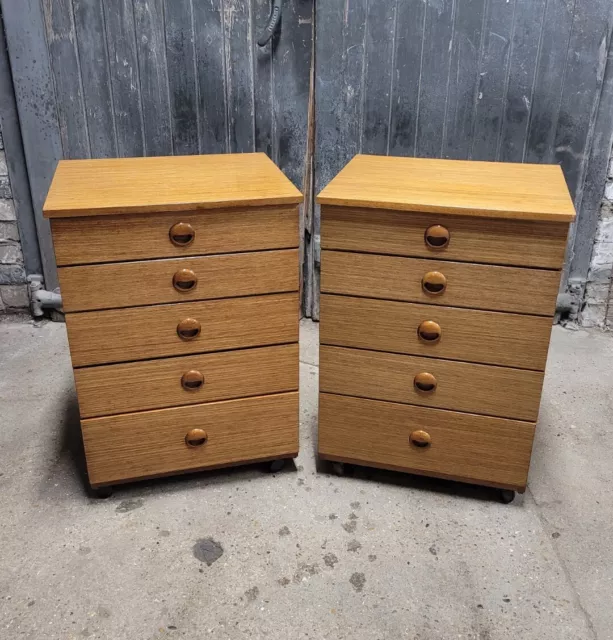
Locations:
27;275;62;317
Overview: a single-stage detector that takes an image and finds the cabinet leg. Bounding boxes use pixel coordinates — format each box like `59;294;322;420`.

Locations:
91;485;113;499
499;489;515;504
331;461;346;477
268;459;286;473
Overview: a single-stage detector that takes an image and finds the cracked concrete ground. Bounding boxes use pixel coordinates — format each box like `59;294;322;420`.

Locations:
0;317;612;639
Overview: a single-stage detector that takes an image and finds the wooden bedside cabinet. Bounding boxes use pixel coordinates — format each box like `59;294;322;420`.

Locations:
43;154;302;494
317;155;576;501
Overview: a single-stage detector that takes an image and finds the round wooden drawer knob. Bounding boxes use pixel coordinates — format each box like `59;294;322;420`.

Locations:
173;268;198;292
177;317;201;340
185;428;208;447
181;370;205;391
169;222;195;247
422;271;447;295
417;320;441;344
424;225;450;250
414;372;437;393
409;430;432;448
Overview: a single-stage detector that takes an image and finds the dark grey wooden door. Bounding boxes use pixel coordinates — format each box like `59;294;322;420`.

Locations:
1;0;312;293
312;0;613;319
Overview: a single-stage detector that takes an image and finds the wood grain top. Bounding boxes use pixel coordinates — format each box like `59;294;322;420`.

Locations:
317;155;576;222
43;153;303;218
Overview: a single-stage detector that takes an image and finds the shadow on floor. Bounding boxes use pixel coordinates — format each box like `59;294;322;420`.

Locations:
315;454;516;505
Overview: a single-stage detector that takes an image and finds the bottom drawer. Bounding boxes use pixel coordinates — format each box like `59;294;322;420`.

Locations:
82;392;298;486
318;393;535;490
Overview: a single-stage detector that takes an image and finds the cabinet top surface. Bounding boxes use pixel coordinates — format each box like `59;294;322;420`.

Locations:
317;155;576;222
43;153;303;218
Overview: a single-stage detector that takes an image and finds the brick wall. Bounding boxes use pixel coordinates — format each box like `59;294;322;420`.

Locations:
580;157;613;329
0;128;29;313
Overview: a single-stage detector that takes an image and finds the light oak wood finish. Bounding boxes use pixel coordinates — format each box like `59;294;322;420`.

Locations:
321;250;560;316
58;249;299;312
43;153;303;218
322;206;569;269
50;206;298;266
320;294;552;371
319;345;544;422
67;292;298;367
82;392;299;486
319;393;535;491
75;344;299;418
317;155;576;222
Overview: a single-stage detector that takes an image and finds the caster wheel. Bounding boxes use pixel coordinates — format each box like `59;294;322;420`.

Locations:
331;461;345;477
499;489;515;504
269;459;286;473
91;486;113;499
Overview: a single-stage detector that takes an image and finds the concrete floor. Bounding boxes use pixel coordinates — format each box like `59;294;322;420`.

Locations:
0;317;612;639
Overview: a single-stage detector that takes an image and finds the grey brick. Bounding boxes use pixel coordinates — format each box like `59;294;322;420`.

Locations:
0;129;4;150
0;221;20;242
0;264;26;284
0;175;12;200
0;243;23;264
0;151;7;176
0;284;29;309
0;199;15;221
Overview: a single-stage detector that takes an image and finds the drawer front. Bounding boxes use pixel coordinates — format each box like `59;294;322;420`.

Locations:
320;346;543;421
319;393;535;490
51;206;298;266
322;206;569;269
321;250;559;317
320;294;552;371
82;392;299;486
75;344;298;418
67;292;298;367
59;249;298;312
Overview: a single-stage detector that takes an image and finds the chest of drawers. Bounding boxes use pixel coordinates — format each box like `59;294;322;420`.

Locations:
317;155;576;497
43;154;302;491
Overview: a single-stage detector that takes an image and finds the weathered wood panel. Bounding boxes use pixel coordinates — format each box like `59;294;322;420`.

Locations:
315;0;613;317
42;0;90;159
73;0;117;158
193;0;227;154
163;0;199;155
3;0;312;304
104;0;145;157
133;0;173;156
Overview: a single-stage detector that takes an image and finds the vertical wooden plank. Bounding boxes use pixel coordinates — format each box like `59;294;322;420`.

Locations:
0;19;43;275
554;2;612;198
163;0;199;155
498;0;547;163
389;0;426;157
361;1;396;155
524;0;575;164
72;0;117;158
340;0;368;165
568;26;613;288
223;0;255;152
272;0;311;188
133;0;173;156
314;0;345;192
471;0;515;160
1;0;62;289
416;0;455;158
42;0;90;158
253;0;273;157
193;0;227;154
443;0;486;159
103;0;145;157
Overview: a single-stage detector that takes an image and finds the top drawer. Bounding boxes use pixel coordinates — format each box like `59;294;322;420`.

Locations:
51;206;298;266
322;206;569;269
